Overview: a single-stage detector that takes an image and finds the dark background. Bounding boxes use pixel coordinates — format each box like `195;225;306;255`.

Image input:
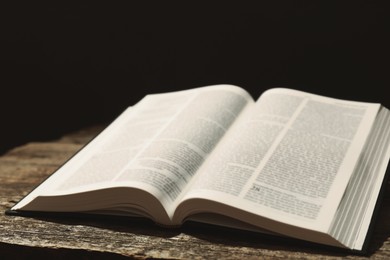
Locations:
1;2;389;155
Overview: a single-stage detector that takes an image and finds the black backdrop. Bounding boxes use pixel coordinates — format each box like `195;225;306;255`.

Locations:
1;2;389;154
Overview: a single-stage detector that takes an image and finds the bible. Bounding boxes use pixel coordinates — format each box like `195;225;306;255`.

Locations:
7;85;390;251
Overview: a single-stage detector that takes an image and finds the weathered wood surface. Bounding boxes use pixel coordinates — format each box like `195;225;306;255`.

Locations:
1;126;389;259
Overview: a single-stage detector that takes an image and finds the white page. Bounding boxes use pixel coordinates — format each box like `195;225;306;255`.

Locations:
180;88;380;233
12;85;254;215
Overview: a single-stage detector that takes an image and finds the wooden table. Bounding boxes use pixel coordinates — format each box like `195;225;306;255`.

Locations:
1;126;389;259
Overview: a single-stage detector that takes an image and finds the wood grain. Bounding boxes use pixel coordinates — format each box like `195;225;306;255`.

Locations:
1;126;389;259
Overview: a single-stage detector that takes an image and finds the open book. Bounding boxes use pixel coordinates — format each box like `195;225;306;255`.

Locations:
8;85;390;251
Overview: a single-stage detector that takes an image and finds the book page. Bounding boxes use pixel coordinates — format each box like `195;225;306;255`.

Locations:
178;88;380;233
13;85;253;217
